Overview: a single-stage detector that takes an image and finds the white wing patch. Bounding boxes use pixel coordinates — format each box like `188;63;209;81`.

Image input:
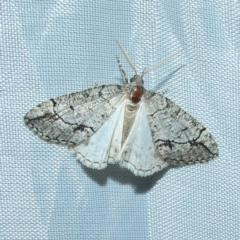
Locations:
117;103;169;177
70;101;125;169
71;101;169;177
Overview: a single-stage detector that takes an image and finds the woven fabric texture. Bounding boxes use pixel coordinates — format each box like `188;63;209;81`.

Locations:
1;1;239;239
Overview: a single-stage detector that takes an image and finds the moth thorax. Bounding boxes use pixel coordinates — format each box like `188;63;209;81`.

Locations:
129;86;143;103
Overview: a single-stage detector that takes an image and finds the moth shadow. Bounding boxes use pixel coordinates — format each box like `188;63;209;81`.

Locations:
81;163;171;193
153;65;185;92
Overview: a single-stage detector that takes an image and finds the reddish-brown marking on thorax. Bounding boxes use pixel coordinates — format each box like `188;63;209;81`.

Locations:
129;86;143;103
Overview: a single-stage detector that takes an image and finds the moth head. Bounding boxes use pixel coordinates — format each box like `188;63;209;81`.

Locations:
129;71;145;103
130;74;144;85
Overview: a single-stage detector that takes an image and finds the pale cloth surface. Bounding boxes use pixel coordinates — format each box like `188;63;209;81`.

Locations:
1;1;239;239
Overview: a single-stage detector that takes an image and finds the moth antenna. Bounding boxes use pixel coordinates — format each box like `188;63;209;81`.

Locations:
144;48;185;75
116;55;129;84
116;41;138;75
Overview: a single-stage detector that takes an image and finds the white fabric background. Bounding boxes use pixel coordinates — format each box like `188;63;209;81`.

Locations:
1;1;239;239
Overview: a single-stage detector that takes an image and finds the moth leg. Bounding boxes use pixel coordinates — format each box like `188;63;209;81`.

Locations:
116;55;129;84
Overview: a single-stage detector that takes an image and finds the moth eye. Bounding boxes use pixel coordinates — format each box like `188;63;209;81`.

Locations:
130;77;135;83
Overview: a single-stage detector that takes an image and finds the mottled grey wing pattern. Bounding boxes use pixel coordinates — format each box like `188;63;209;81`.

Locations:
144;90;219;165
24;85;125;145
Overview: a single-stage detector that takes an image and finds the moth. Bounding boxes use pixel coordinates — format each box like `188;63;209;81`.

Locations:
24;42;218;177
